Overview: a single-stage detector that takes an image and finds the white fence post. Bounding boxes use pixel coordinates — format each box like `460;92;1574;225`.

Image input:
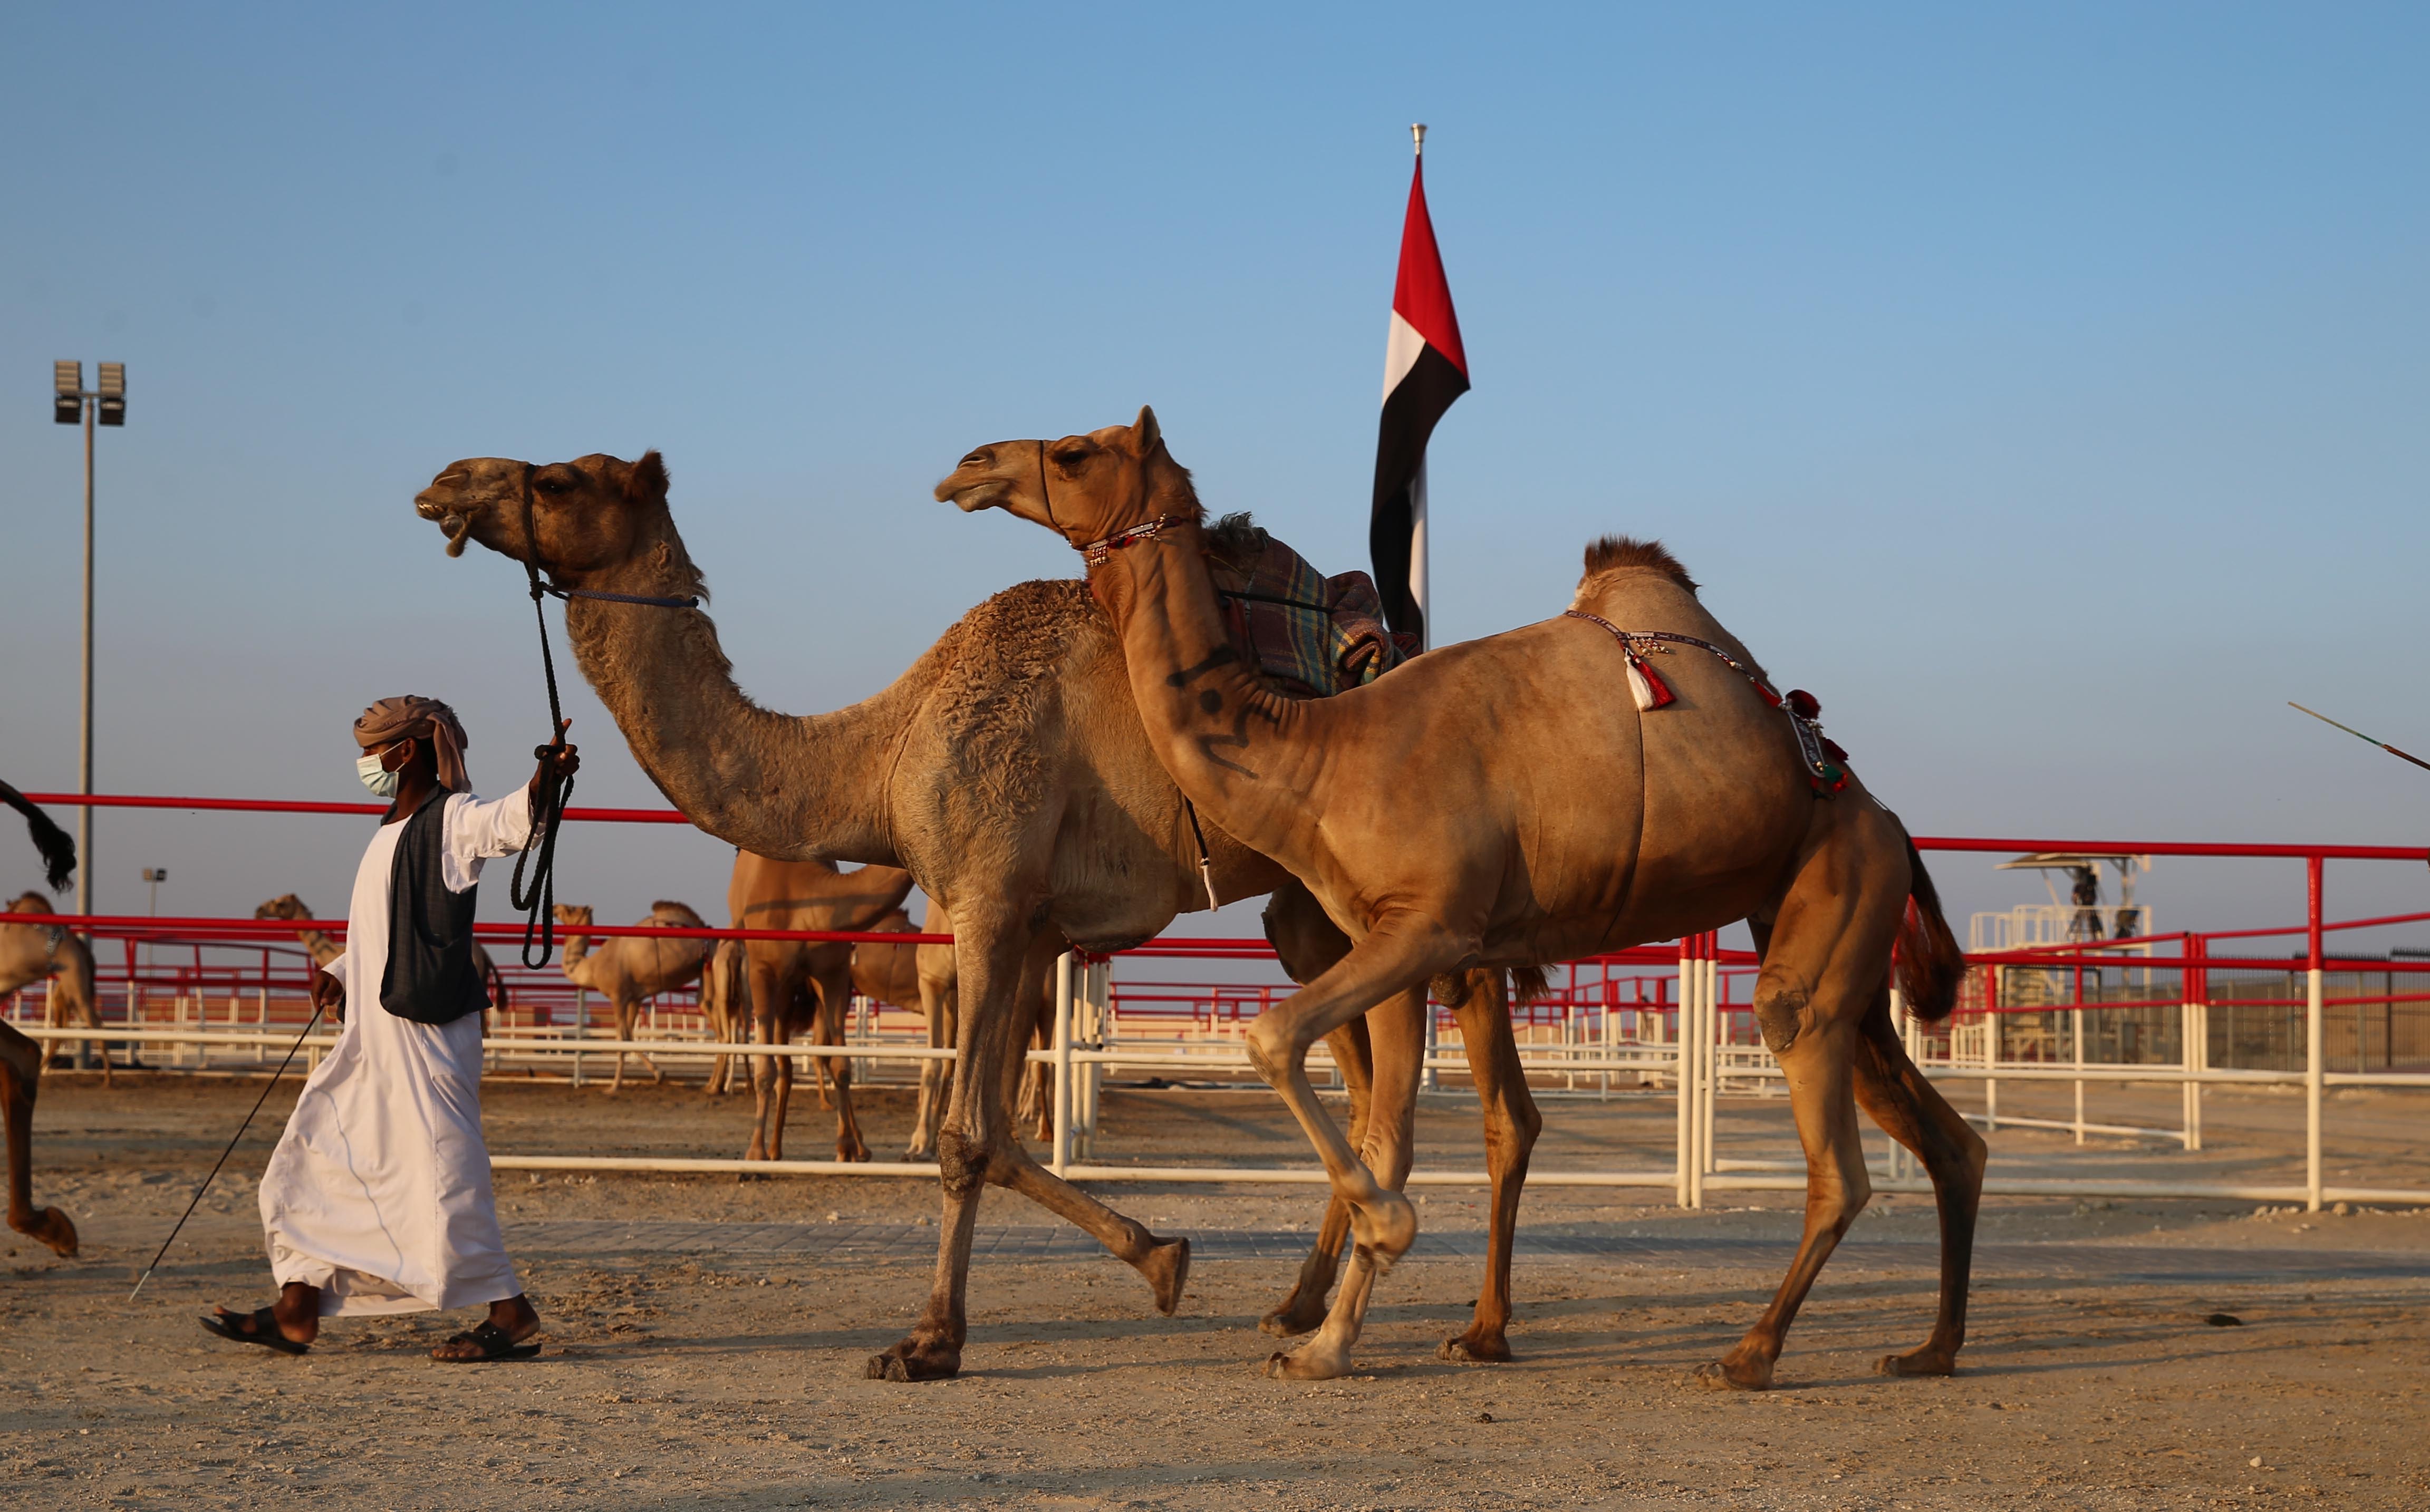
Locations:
2180;994;2204;1152
1674;940;1693;1208
1052;951;1075;1178
2071;1001;2086;1146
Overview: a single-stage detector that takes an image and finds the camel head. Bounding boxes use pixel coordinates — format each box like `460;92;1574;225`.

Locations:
933;406;1200;554
552;904;595;928
8;890;53;915
416;452;692;587
254;894;313;922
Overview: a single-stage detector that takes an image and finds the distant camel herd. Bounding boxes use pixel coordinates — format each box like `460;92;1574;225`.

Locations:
0;408;1981;1395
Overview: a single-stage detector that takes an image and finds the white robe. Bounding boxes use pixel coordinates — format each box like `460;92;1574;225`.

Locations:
259;790;534;1316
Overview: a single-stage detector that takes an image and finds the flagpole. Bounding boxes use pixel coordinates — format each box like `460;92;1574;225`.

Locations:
1409;123;1428;653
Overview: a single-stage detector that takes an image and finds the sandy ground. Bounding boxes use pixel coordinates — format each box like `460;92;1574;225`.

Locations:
5;1072;2427;1510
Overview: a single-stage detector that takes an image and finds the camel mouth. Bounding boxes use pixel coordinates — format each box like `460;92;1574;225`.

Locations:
938;479;1008;513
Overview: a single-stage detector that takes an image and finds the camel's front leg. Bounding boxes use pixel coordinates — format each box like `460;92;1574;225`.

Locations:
1;1023;75;1256
742;972;785;1161
867;920;1038;1382
1268;984;1426;1379
607;999;635;1094
1440;971;1540;1363
1261;1017;1373;1336
1244;924;1456;1380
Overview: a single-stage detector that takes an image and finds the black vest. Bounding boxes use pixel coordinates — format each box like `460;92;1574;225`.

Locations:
378;788;490;1025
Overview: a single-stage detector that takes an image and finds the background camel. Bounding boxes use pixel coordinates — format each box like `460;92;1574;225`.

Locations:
939;408;1979;1388
552;901;713;1092
726;852;913;1162
1;780;80;1256
699;937;747;1097
2;894;106;1084
255;893;507;1017
417;451;1483;1383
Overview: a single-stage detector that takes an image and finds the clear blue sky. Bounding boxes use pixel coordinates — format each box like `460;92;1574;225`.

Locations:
3;3;2425;951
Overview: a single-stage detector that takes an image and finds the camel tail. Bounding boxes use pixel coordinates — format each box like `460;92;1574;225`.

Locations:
1895;835;1967;1022
0;780;76;893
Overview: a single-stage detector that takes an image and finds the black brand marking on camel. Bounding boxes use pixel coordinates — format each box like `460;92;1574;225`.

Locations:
1198;701;1278;779
1164;645;1241;688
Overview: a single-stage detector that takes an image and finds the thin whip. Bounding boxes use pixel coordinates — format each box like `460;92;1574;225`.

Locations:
129;1005;323;1301
2288;702;2430;774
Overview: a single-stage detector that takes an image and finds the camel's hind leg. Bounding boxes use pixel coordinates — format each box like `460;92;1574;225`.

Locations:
1440;970;1541;1363
2;1022;75;1256
1261;1016;1374;1337
1699;821;1910;1392
1853;987;1985;1377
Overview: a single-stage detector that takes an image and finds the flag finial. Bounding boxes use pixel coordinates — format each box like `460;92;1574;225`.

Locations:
1412;123;1426;157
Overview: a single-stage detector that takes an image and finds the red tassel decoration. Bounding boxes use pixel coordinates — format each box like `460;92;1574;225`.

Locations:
1625;654;1676;712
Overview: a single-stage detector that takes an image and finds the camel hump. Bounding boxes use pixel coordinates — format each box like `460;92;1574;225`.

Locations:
647;899;707;927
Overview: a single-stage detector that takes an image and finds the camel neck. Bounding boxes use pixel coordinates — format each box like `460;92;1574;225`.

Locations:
555;554;904;867
1085;521;1325;864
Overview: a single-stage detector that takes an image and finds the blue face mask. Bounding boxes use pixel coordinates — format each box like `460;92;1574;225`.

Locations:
357;752;400;799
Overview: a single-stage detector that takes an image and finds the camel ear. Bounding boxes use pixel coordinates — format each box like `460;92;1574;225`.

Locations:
1133;406;1161;454
628;450;670;502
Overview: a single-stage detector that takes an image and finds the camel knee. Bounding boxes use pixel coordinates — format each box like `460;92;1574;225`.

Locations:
1243;1017;1306;1084
1752;986;1810;1058
934;1127;990;1199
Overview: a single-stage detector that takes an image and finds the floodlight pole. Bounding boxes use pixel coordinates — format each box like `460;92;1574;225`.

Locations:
79;390;94;925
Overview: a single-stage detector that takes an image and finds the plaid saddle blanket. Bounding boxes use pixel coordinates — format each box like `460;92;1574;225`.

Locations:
1207;531;1418;699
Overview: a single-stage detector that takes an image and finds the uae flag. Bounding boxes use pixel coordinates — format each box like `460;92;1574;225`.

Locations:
1369;134;1469;647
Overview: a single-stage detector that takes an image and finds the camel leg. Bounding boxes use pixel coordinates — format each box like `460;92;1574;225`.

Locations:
867;915;1036;1382
1264;984;1426;1380
1441;971;1541;1364
608;999;634;1094
1698;823;1908;1392
742;964;786;1161
908;977;956;1159
1260;1017;1373;1337
1;1022;76;1256
1852;985;1987;1378
813;971;870;1164
1240;923;1460;1381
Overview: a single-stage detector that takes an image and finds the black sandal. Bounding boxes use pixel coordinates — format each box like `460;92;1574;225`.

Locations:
200;1306;310;1355
433;1320;541;1362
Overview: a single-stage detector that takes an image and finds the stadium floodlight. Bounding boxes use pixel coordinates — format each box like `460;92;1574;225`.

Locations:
54;360;81;424
96;362;125;426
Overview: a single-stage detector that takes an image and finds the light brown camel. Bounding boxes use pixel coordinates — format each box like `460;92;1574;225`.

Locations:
552;901;712;1092
727;852;914;1162
0;781;81;1256
415;453;1538;1381
254;894;507;1015
938;408;1981;1388
887;901;1060;1160
699;937;747;1096
2;893;107;1085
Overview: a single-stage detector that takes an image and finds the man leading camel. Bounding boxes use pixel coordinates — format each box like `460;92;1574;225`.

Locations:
204;697;577;1361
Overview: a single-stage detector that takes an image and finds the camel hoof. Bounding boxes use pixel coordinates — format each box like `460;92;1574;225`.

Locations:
1440;1334;1512;1364
16;1207;78;1258
1140;1237;1191;1316
1876;1348;1957;1378
1693;1358;1773;1392
1259;1293;1329;1338
1262;1345;1349;1381
865;1337;960;1382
